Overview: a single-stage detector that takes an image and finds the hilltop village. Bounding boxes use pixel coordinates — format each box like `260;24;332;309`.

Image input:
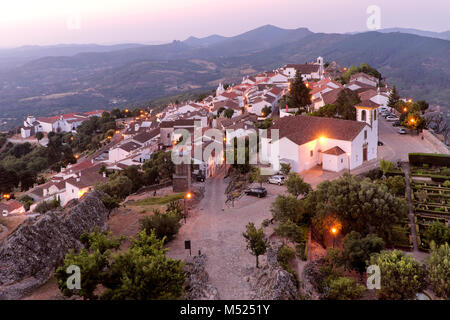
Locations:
0;57;448;302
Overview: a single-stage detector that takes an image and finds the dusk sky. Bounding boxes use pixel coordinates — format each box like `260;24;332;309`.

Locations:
1;0;449;48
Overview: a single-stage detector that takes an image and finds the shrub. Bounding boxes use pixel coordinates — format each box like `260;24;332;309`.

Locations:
327;276;365;300
295;243;307;261
34;198;60;213
278;245;296;267
139;209;181;243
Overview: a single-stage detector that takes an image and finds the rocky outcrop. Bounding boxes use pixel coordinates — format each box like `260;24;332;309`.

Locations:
248;241;298;300
183;254;220;300
0;191;109;300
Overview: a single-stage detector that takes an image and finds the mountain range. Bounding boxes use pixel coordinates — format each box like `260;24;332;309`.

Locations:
0;25;449;130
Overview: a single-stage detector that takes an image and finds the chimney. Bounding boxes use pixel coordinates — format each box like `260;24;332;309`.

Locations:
102;172;107;178
76;177;80;182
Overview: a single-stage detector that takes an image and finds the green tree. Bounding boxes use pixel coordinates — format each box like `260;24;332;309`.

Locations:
341;231;385;278
279;163;291;176
243;222;268;268
381;175;406;197
101;231;185;300
379;158;394;177
139;209;181;243
369;250;427;300
95;174;133;199
275;219;307;243
223;108;235;118
327;276;365;300
416;100;429;113
55;230;122;300
286;72;312;113
101;195;121;217
142;151;175;183
310;173;408;241
309;104;337;118
55;230;184;300
425;221;450;246
249;166;268;187
271;195;304;223
387;86;400;109
285;172;312;198
261;106;272;117
35;132;44;141
334;89;360;120
426;242;450;299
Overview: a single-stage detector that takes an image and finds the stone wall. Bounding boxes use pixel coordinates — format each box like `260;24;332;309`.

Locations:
183;254;220;300
0;191;109;300
247;241;299;300
422;129;449;154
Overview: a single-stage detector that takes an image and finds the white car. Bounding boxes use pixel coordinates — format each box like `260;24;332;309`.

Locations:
398;128;407;134
386;115;399;121
268;175;285;185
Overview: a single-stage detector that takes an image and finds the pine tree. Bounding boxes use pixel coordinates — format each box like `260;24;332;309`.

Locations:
243;222;268;268
387;86;400;108
287;72;312;113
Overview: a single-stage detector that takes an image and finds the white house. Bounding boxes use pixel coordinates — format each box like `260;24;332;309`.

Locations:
109;141;142;163
262;103;378;173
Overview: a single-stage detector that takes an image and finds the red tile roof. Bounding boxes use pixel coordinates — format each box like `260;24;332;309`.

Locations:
322;146;346;156
271;115;366;146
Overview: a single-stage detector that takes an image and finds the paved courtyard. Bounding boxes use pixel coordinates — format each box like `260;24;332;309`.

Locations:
167;168;285;299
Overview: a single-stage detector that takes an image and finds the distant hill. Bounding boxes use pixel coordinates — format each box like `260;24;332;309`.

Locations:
0;25;449;130
0;43;146;70
350;27;450;41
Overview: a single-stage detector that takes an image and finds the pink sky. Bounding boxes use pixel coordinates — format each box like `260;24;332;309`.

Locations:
0;0;449;47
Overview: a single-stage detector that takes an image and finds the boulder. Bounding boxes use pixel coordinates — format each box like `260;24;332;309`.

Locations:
248;241;298;300
0;191;109;300
183;254;220;300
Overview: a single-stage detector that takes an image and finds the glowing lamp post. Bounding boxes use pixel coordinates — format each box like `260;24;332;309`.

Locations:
184;192;193;224
331;227;338;248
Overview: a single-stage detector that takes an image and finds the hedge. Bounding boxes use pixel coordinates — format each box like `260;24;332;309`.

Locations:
409;153;450;167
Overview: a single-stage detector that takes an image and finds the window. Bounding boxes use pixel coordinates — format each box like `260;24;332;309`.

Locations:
310;150;313;157
361;110;367;121
374;110;377;121
364;130;367;139
341;159;343;163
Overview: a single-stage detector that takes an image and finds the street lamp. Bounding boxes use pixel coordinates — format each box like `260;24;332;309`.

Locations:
184;192;193;223
331;227;338;248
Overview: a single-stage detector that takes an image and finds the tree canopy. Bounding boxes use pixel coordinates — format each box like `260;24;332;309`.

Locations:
369;250;426;300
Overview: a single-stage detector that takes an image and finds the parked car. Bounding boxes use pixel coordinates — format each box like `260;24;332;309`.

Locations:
392;121;401;127
196;172;205;182
378;141;384;146
244;187;267;198
398;128;407;134
268;175;285;185
386;116;399;122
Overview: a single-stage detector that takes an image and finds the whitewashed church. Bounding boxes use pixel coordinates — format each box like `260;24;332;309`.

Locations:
261;102;378;173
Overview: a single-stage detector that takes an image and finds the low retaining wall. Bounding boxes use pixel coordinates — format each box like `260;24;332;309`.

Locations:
422;130;449;154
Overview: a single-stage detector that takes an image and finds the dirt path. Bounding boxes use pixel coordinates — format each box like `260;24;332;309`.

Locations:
167;167;275;299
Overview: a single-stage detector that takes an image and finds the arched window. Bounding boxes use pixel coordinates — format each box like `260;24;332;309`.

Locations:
361;110;367;121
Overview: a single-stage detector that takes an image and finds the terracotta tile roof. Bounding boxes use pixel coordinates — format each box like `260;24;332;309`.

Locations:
160;119;196;128
322;146;346;156
132;129;160;144
357;100;380;108
119;141;141;152
0;200;24;212
321;88;343;105
271;115;366;146
358;89;378;101
285;64;320;74
66;171;108;189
